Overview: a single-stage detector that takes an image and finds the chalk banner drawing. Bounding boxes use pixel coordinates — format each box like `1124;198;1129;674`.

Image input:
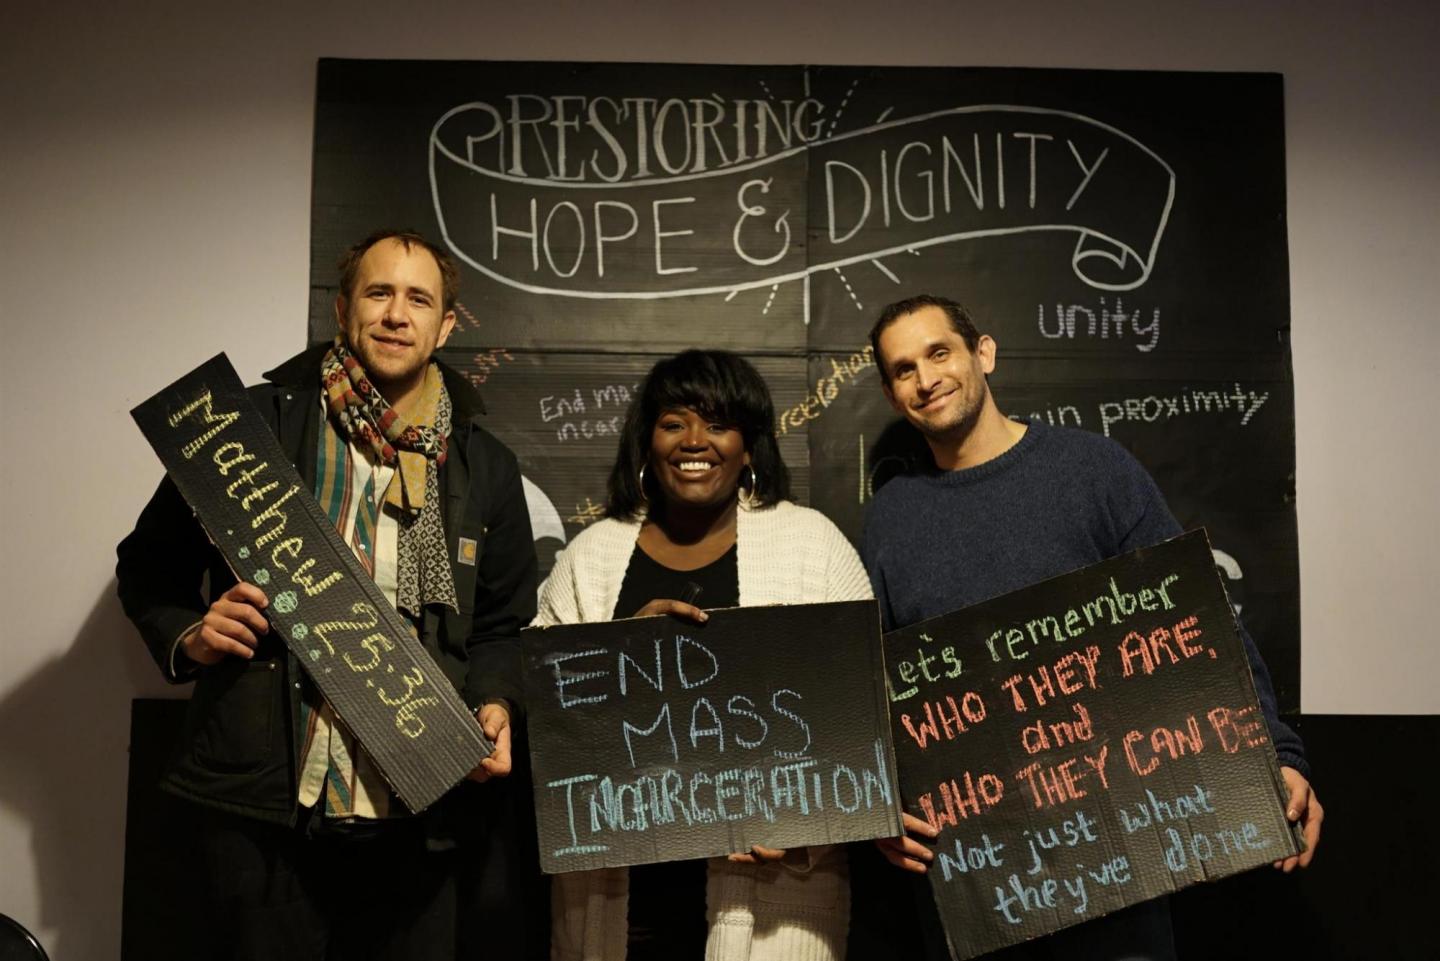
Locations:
430;105;1175;300
131;354;492;813
882;530;1300;959
521;600;903;873
310;61;1299;711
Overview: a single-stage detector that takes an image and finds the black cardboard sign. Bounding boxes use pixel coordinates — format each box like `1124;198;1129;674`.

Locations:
522;600;902;873
882;531;1299;959
130;354;490;813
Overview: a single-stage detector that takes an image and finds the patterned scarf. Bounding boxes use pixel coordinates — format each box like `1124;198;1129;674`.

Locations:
317;337;459;617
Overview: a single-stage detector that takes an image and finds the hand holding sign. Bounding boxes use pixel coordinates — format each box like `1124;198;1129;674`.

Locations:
1274;766;1323;872
875;811;940;875
186;581;270;664
468;702;514;783
727;844;788;865
631;598;709;623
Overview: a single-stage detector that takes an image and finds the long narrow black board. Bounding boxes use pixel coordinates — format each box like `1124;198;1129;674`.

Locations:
522;600;903;873
130;353;490;812
882;530;1300;959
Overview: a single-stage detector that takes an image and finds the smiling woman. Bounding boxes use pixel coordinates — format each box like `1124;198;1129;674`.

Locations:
530;350;874;961
607;350;790;526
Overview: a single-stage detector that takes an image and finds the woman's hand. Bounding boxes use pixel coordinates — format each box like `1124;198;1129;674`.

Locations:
632;599;709;622
728;845;786;865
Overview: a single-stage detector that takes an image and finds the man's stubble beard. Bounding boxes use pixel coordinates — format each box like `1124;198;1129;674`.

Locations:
914;380;987;448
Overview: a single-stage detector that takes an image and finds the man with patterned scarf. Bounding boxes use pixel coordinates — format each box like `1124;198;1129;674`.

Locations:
117;230;539;960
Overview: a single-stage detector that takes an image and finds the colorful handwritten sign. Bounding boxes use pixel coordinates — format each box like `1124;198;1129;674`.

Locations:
882;530;1299;959
522;600;902;873
130;354;491;813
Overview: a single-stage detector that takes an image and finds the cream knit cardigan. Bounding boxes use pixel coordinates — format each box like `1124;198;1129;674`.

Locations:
532;500;874;961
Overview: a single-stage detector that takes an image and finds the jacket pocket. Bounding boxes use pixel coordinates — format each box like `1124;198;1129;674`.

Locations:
185;658;282;774
450;516;485;619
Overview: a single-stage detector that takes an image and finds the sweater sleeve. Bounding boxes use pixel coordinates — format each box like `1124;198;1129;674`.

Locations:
1235;618;1310;779
824;522;875;603
533;536;583;628
859;501;900;632
1111;444;1310;779
116;474;219;683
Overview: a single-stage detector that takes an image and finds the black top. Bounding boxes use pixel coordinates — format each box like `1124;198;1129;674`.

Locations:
612;541;740;621
612;540;739;959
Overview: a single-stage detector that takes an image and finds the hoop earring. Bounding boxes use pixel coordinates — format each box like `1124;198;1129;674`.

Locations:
738;464;759;509
637;464;649;505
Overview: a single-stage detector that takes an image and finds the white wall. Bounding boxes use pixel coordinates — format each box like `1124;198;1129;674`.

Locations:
2;1;1435;955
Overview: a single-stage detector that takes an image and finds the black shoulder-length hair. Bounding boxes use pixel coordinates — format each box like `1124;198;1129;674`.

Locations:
606;350;792;519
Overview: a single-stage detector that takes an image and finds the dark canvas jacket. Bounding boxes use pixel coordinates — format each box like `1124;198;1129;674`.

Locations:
116;345;538;825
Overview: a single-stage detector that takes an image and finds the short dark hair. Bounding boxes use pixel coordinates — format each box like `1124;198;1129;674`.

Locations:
606;350;792;519
336;229;461;313
869;294;982;383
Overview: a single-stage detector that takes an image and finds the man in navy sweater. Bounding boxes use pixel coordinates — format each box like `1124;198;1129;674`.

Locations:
859;294;1322;960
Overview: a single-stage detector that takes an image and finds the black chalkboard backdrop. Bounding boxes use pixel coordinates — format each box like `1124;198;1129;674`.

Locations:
310;60;1298;712
130;355;492;813
521;600;902;873
883;530;1299;959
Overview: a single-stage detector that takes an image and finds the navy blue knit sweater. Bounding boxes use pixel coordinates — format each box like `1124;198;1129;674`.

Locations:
862;420;1308;777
